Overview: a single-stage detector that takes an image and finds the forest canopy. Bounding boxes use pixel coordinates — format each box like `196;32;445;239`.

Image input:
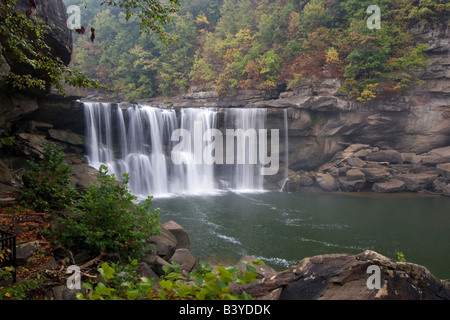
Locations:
6;0;450;101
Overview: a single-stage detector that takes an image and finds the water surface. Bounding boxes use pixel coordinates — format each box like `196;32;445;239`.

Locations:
153;191;450;280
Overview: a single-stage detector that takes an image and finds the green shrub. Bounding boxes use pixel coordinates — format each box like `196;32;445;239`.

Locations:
57;165;160;259
17;142;78;213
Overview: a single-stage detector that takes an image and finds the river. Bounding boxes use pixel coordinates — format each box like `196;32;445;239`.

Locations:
153;191;450;280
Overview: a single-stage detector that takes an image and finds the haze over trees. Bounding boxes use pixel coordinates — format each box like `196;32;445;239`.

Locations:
66;0;448;101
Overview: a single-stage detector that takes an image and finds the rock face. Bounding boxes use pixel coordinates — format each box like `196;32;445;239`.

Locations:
10;0;72;65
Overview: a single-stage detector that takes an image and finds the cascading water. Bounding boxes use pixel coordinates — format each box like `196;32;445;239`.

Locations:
83;102;286;198
224;108;267;192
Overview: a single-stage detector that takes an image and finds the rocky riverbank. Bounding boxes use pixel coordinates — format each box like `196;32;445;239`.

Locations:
283;143;450;197
2;212;449;300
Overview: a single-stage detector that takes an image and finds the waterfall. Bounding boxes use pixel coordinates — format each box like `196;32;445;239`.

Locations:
225;108;267;192
280;108;289;192
83;102;282;197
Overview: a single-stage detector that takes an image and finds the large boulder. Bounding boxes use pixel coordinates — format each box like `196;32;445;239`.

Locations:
147;225;178;261
162;220;190;250
395;173;438;191
315;173;338;192
278;251;450;300
338;177;366;192
169;248;198;273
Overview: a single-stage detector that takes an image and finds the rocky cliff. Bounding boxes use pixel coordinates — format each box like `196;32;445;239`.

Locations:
140;16;449;196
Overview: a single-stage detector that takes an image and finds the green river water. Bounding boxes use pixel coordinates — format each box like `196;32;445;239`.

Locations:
153;191;450;280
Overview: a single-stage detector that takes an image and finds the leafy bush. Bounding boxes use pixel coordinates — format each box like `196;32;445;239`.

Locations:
57;165;160;259
77;259;257;300
17;142;78;213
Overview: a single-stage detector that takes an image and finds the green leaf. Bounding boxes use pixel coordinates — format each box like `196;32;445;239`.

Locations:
159;279;173;291
100;262;116;280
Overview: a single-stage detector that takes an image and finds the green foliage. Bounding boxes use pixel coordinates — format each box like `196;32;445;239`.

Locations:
17;142;78;213
0;249;46;300
397;252;406;262
56;165;160;258
77;259;257;300
98;0;180;40
66;0;447;101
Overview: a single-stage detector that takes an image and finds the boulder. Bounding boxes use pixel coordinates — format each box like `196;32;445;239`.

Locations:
342;144;371;156
361;167;391;183
366;150;403;164
401;153;421;164
395;173;438;191
147;225;177;260
338;177;366;192
346;168;365;181
354;148;373;159
16;241;40;266
314;173;338;192
162;220;191;250
345;156;367;168
170;248;198;273
372;180;406;193
437;163;450;180
278;250;450;300
430;146;450;162
69;164;100;191
137;262;160;283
